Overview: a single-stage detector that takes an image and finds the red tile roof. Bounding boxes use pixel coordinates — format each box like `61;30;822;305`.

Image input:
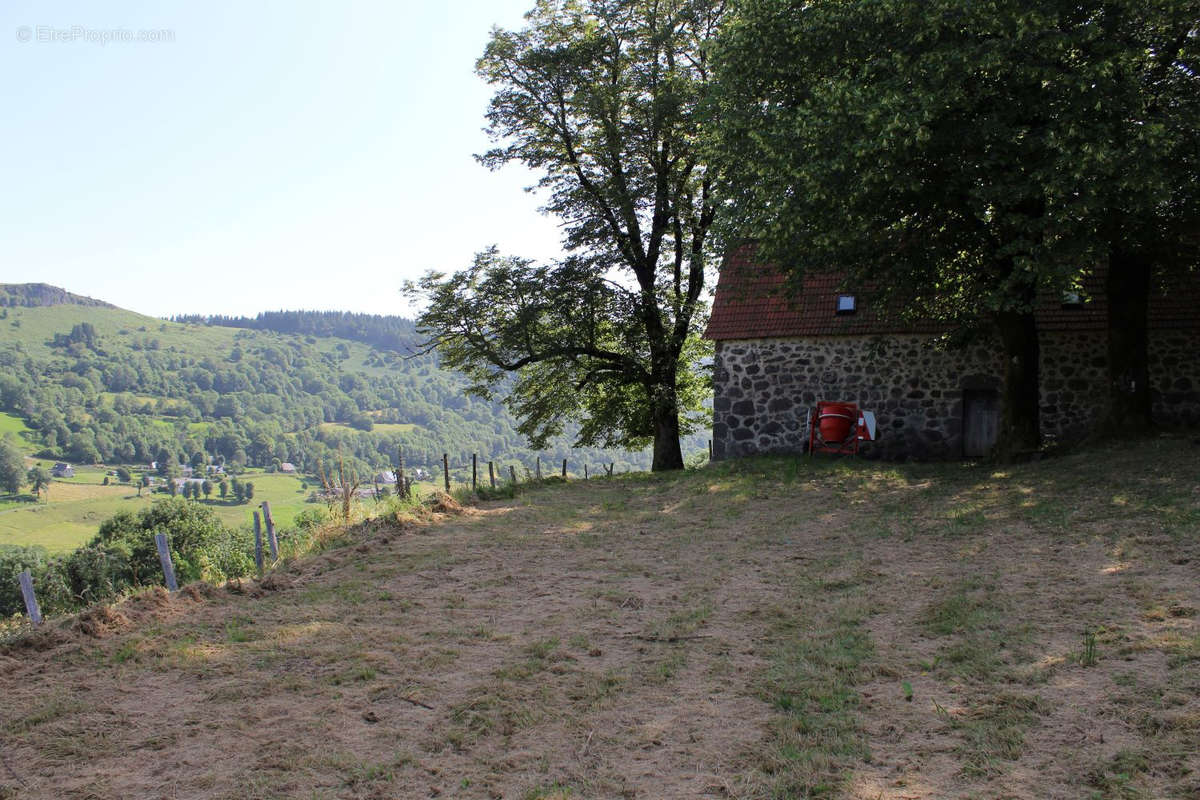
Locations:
704;245;1199;340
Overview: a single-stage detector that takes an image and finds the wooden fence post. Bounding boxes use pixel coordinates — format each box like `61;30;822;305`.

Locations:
562;458;567;479
488;461;496;488
708;439;713;460
397;446;407;499
155;532;179;592
510;465;517;485
472;454;477;492
261;501;279;561
18;570;41;626
536;457;542;480
443;453;450;493
607;463;614;478
584;464;588;480
253;511;264;575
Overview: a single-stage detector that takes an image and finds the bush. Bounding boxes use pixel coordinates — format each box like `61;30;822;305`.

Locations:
292;506;330;531
39;544;129;613
0;545;50;617
93;498;245;585
5;498;259;618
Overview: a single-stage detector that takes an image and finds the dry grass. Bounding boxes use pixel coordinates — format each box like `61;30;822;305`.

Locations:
0;437;1197;799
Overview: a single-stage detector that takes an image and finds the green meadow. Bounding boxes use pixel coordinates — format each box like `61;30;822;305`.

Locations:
0;467;319;554
0;412;38;453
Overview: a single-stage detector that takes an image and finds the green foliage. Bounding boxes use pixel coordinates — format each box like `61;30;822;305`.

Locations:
0;301;689;480
26;465;50;498
1076;630;1100;667
411;0;723;471
92;498;245;585
712;0;1199;308
0;497;255;616
0;435;24;494
709;0;1199;454
0;544;50;615
8;499;250;616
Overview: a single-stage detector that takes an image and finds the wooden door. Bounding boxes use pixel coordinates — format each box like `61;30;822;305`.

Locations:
963;390;1000;458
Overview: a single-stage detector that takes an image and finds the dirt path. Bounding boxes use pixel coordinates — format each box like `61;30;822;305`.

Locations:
0;443;1196;799
0;475;806;799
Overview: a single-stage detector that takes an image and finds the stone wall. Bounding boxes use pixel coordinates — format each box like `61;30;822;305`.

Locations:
711;329;1193;460
1150;329;1200;426
1038;331;1110;444
712;335;1005;460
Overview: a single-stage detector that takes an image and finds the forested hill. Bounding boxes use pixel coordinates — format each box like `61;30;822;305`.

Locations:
0;283;114;309
0;291;694;478
172;310;420;352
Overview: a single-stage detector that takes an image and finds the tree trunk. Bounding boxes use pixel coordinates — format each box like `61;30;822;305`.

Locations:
1103;247;1152;433
650;390;684;471
993;310;1041;460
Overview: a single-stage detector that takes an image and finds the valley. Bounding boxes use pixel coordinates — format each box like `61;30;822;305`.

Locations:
0;286;700;553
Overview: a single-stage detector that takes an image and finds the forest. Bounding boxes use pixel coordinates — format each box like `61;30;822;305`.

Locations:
0;298;696;482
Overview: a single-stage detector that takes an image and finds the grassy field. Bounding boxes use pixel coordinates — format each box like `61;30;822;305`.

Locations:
0;439;1197;799
0;467;317;553
318;421;419;436
0;411;38;453
0;304;399;376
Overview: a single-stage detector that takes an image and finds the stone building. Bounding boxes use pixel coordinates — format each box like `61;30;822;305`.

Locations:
705;247;1200;460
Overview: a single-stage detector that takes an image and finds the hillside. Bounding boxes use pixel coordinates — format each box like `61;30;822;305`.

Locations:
0;442;1196;798
0;286;687;481
0;283;114;309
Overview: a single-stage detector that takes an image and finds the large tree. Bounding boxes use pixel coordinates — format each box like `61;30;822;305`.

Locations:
710;0;1199;457
1050;1;1200;431
26;465;50;501
409;0;724;471
0;436;24;495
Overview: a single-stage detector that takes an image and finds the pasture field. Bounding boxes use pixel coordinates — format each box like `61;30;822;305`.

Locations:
0;439;1197;799
0;468;317;553
0;304;396;376
318;421;419;436
0;411;37;452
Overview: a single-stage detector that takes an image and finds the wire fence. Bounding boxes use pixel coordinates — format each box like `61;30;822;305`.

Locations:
6;441;715;632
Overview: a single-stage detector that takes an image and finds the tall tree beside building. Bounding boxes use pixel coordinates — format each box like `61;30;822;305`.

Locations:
409;0;725;470
710;0;1200;456
26;465;50;500
0;437;26;494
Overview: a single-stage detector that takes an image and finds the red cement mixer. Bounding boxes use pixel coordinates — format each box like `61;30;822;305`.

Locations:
808;401;877;456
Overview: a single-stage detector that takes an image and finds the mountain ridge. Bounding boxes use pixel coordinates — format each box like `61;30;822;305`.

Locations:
0;283;115;309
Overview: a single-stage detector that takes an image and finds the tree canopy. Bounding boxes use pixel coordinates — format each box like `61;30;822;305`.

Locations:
410;0;725;470
0;435;24;495
710;0;1200;455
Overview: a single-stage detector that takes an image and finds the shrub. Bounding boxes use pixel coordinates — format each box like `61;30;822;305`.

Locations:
6;498;258;619
292;506;330;531
0;545;50;617
93;498;243;585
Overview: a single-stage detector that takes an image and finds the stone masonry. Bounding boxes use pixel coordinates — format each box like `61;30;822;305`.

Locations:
712;330;1200;460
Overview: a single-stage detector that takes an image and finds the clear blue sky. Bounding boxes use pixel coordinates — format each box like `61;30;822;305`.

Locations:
1;1;564;318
